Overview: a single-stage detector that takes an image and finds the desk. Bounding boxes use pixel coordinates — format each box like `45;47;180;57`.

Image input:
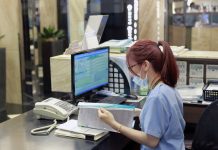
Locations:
0;100;209;149
0;111;134;150
183;102;209;124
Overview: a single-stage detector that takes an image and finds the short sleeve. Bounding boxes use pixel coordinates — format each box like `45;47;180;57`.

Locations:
141;96;170;138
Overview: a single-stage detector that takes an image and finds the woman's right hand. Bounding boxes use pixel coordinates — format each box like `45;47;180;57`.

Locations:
98;108;116;127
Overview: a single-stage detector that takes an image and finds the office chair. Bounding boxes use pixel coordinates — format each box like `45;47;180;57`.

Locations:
187;100;218;150
104;60;131;95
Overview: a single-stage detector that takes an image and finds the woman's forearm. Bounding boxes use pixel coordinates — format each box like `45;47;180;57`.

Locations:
111;121;159;148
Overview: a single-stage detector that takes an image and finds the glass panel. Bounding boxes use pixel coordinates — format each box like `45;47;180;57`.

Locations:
168;0;218;51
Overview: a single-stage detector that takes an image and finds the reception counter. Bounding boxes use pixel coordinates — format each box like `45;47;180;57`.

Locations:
169;25;218;51
50;50;218;92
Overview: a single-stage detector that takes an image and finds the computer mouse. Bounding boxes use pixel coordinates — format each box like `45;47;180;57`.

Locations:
122;94;138;100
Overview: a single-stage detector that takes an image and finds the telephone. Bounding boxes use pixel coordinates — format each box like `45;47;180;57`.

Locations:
33;97;78;120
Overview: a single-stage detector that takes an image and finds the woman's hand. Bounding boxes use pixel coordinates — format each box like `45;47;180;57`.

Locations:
98;108;116;127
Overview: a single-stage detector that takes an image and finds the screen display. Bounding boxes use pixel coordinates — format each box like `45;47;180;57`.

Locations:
72;47;109;96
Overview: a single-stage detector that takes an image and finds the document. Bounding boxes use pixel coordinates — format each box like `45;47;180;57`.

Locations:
206;84;218;91
78;102;135;132
99;39;133;53
55;119;108;141
177;85;203;102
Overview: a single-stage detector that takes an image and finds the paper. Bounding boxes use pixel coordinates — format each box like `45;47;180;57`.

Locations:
100;39;132;47
99;39;133;53
206;65;218;78
78;102;135;132
206;84;218;91
177;85;203;102
57;119;106;135
170;46;188;56
55;119;108;141
81;15;108;50
81;32;99;50
189;64;204;78
176;61;187;76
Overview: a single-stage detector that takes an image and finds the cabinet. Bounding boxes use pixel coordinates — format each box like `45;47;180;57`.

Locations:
176;51;218;86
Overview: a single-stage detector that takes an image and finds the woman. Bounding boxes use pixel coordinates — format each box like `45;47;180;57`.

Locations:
98;40;185;150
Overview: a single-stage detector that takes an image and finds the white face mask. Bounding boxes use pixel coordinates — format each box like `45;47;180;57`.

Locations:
132;67;148;88
132;76;148;87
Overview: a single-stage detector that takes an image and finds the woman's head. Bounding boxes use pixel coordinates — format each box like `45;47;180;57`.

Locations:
126;40;179;87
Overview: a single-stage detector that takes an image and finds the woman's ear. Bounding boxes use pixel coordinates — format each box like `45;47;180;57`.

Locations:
140;60;150;78
143;60;150;72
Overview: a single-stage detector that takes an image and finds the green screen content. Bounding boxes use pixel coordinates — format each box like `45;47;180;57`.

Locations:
74;48;109;96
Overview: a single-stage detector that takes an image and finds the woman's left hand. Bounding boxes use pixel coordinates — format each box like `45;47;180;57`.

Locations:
98;108;116;126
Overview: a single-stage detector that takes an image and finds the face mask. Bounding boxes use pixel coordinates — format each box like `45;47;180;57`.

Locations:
132;67;148;88
132;76;148;87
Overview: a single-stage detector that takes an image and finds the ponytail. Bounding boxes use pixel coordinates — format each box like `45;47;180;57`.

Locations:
158;41;179;87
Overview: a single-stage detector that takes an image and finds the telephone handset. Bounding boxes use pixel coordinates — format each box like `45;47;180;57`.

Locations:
33;97;78;120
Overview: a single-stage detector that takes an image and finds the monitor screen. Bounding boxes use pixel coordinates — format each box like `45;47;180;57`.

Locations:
71;47;109;98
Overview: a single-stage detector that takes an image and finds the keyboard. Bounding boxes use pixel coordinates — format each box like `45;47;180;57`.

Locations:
98;96;127;104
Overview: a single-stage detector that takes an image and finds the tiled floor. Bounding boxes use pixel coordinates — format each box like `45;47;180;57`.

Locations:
0;64;72;123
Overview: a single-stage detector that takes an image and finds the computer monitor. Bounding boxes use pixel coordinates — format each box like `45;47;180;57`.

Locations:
71;47;109;101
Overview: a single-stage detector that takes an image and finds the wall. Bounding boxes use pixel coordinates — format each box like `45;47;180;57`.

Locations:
68;0;87;42
0;0;24;104
39;0;58;31
138;0;165;41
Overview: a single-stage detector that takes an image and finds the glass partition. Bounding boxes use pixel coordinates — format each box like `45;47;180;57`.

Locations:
168;0;218;51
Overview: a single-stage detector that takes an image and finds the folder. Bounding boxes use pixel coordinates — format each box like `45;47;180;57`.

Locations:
78;102;135;132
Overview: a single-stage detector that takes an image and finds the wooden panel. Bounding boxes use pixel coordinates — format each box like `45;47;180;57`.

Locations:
39;0;58;31
50;55;71;92
159;0;165;40
0;0;23;104
169;26;186;46
191;27;211;51
210;28;218;51
178;50;218;59
139;0;165;41
68;0;87;42
184;104;206;124
139;0;156;40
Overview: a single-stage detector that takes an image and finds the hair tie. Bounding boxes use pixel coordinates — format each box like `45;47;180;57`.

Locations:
157;42;163;53
159;45;163;52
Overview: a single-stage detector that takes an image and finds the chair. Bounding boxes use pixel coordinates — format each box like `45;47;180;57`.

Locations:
187;100;218;150
104;60;131;95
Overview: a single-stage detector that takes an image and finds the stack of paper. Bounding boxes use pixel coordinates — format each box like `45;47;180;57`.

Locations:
170;46;188;56
78;102;135;132
177;85;203;102
99;39;133;53
206;83;218;91
55;119;108;141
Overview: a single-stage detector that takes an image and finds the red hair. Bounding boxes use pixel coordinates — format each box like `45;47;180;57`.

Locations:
127;40;179;87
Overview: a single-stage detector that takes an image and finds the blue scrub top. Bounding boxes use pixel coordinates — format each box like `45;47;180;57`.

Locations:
140;83;185;150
